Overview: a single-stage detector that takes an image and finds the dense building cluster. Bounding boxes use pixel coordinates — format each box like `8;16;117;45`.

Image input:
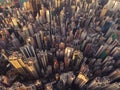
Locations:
0;0;120;90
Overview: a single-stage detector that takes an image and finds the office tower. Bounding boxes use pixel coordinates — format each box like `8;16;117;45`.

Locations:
0;75;11;86
60;9;64;23
80;64;89;76
71;50;83;70
20;45;41;76
28;13;35;22
105;83;120;90
80;30;87;41
83;43;92;56
36;12;40;23
0;53;10;75
102;56;113;64
100;6;108;17
11;17;19;27
35;80;43;90
34;32;42;49
43;35;51;50
108;69;120;82
74;72;89;88
5;68;18;85
46;65;52;76
47;51;54;65
64;57;71;69
59;42;65;50
11;33;21;49
0;36;6;49
81;39;88;51
111;47;120;58
115;59;120;68
25;59;39;79
46;9;50;23
59;61;64;72
23;1;33;11
59;73;67;86
88;58;96;67
65;47;74;58
37;50;48;70
23;25;30;38
8;52;27;76
87;77;110;90
56;80;65;90
66;72;75;85
53;59;59;72
28;23;34;36
101;18;112;34
95;44;108;58
56;49;64;61
87;77;100;90
39;5;46;23
45;83;53;90
26;37;36;48
20;45;36;58
71;5;76;16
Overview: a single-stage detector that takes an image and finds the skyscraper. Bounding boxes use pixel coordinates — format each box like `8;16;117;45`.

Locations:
8;52;27;76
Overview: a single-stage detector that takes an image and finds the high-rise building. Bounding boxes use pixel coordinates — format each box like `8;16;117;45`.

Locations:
25;59;39;79
0;0;120;89
72;50;83;70
8;52;27;76
37;50;48;69
74;72;89;88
